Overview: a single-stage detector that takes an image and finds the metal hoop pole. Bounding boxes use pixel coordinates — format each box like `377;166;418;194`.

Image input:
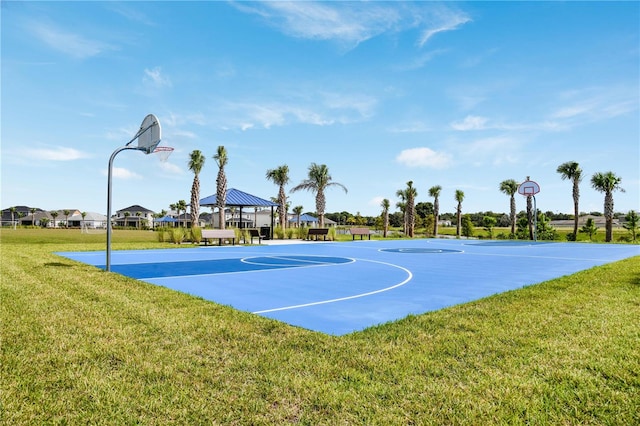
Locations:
106;146;144;272
533;195;537;242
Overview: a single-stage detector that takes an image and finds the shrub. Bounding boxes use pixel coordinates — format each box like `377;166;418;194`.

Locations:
170;228;186;244
328;227;336;241
298;227;308;240
157;227;167;242
190;227;202;244
286;228;295;239
274;226;285;239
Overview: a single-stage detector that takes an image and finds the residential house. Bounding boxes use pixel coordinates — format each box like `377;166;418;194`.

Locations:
114;205;155;228
68;212;108;229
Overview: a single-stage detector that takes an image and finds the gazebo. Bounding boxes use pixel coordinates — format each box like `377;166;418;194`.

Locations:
155;215;178;228
200;188;278;239
288;213;319;227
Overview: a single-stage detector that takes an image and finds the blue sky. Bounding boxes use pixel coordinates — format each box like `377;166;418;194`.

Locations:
2;1;639;217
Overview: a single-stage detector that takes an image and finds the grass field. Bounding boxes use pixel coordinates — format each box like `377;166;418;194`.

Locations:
2;229;639;424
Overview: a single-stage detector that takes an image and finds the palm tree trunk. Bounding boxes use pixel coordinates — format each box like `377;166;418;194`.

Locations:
383;213;389;238
316;191;326;228
278;186;286;229
604;192;613;242
217;170;226;230
572;181;580;239
191;175;200;226
510;195;516;235
433;199;439;236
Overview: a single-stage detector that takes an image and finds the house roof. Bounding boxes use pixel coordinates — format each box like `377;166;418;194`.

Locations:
68;212;107;221
117;205;154;214
200;188;278;208
2;206;43;221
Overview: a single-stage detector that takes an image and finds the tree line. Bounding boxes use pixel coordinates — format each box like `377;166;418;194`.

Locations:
182;150;633;243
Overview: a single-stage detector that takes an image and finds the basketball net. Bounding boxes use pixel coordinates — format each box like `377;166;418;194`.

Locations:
153;146;174;162
81;222;106;234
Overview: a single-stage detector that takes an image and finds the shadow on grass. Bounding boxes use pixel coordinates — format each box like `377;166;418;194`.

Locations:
44;262;74;268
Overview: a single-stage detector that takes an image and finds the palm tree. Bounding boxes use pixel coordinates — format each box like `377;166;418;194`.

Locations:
124;211;131;227
455;190;465;238
556;161;583;240
176;200;187;228
292;205;304;228
81;211;87;230
404;181;417;237
135;212;142;229
590;171;625;242
169;203;177;226
381;198;390;238
395;190;407;235
50;211;58;228
623;210;638;242
188;150;206;227
499;179;519;236
63;209;71;228
290;163;347;228
266;164;290;230
30;208;37;226
213;146;228;230
9;207;17;229
428;185;442;236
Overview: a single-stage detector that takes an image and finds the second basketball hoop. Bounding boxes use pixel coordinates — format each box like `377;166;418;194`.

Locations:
518;178;541;196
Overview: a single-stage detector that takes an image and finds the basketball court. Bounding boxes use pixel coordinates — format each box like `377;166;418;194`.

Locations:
57;239;639;335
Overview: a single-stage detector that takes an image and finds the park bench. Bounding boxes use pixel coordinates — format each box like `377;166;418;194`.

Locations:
247;228;265;244
307;228;329;241
350;227;371;240
202;229;236;246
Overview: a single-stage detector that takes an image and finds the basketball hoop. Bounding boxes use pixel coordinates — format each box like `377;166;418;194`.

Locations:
518;179;540;196
518;177;541;242
153;146;174;162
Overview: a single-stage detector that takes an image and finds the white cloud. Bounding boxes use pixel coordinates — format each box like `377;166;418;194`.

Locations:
451;115;488;131
218;93;375;130
28;22;111;58
369;196;386;207
550;86;639;123
26;146;91;161
143;67;172;88
158;162;183;175
237;1;398;47
396;147;452;169
234;2;470;50
458;136;522;167
417;8;472;47
395;49;447;71
102;167;141;179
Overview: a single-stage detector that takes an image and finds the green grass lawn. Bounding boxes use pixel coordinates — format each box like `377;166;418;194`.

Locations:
2;229;639;424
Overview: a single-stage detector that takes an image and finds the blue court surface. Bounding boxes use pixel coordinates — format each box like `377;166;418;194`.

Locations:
57;240;639;336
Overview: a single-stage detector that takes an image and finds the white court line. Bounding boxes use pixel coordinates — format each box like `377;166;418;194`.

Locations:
241;255;355;267
253;258;413;314
144;256;356;281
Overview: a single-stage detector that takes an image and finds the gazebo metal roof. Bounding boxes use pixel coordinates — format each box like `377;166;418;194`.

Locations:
200;188;278;207
200;188;277;238
289;213;318;223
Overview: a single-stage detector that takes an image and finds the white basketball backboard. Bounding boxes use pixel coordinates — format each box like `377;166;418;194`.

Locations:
137;114;162;154
518;179;541;196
